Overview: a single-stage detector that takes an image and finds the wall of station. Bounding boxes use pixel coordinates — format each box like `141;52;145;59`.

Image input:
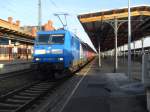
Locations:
0;17;55;61
0;17;34;61
0;38;33;61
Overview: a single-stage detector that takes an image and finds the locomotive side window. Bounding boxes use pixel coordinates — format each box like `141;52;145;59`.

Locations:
71;37;73;47
71;36;74;48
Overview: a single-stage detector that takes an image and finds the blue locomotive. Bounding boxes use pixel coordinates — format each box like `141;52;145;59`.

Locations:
33;29;95;77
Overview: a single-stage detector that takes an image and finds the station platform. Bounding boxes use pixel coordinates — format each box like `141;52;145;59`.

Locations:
61;57;147;112
0;59;32;74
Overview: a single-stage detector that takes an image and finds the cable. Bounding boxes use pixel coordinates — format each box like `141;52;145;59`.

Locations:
49;0;59;9
7;0;37;17
0;0;38;25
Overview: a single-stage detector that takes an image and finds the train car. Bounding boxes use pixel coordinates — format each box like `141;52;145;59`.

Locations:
33;29;95;78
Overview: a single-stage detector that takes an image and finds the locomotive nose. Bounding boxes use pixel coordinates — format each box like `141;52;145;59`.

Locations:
33;45;65;63
34;45;64;55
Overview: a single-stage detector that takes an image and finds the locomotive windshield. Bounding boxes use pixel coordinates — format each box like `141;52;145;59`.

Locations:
51;34;64;44
37;34;65;44
37;35;49;44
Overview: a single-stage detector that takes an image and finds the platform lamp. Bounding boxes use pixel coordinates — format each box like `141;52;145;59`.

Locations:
128;0;132;80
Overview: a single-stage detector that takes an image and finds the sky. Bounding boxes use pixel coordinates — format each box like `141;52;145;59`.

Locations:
0;0;150;50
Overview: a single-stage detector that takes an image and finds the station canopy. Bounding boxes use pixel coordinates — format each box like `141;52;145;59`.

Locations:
78;6;150;51
0;26;34;44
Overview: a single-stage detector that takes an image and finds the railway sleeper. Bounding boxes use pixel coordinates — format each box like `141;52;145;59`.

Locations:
13;95;45;112
0;102;19;109
9;97;30;102
0;81;41;99
32;85;51;89
19;92;39;97
13;95;33;100
28;88;49;91
6;98;27;104
14;94;35;99
0;109;14;112
24;89;44;93
31;85;51;89
36;82;54;85
21;91;42;95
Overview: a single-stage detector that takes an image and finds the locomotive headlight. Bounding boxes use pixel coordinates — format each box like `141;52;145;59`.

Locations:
0;64;4;69
35;58;40;61
58;58;63;61
46;50;50;54
51;49;63;54
34;50;46;54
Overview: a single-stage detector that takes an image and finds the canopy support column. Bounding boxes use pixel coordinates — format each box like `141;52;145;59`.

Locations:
141;37;144;54
123;45;125;62
133;41;136;61
128;0;132;80
114;18;118;72
141;37;145;83
8;39;11;61
103;19;127;72
98;41;101;67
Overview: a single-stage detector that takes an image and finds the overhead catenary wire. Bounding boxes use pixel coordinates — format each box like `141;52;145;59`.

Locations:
0;0;33;16
46;0;95;50
0;0;38;25
49;0;59;9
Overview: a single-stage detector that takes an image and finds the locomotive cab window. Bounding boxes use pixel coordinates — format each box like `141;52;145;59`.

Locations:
37;35;49;44
37;34;65;44
51;34;64;44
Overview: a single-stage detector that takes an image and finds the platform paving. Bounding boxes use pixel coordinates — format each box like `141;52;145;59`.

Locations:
61;57;147;112
0;59;32;64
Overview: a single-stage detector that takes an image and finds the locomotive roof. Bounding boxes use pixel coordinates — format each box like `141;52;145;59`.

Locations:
37;29;94;52
37;29;83;43
37;29;67;34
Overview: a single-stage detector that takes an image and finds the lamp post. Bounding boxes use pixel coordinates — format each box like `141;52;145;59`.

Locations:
128;0;132;80
98;41;101;67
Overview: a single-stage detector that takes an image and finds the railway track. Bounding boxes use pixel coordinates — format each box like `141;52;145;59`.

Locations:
0;69;34;80
0;78;67;112
0;59;94;112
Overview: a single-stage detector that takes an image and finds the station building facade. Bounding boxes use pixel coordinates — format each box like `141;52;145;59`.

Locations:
0;17;35;61
0;17;55;61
